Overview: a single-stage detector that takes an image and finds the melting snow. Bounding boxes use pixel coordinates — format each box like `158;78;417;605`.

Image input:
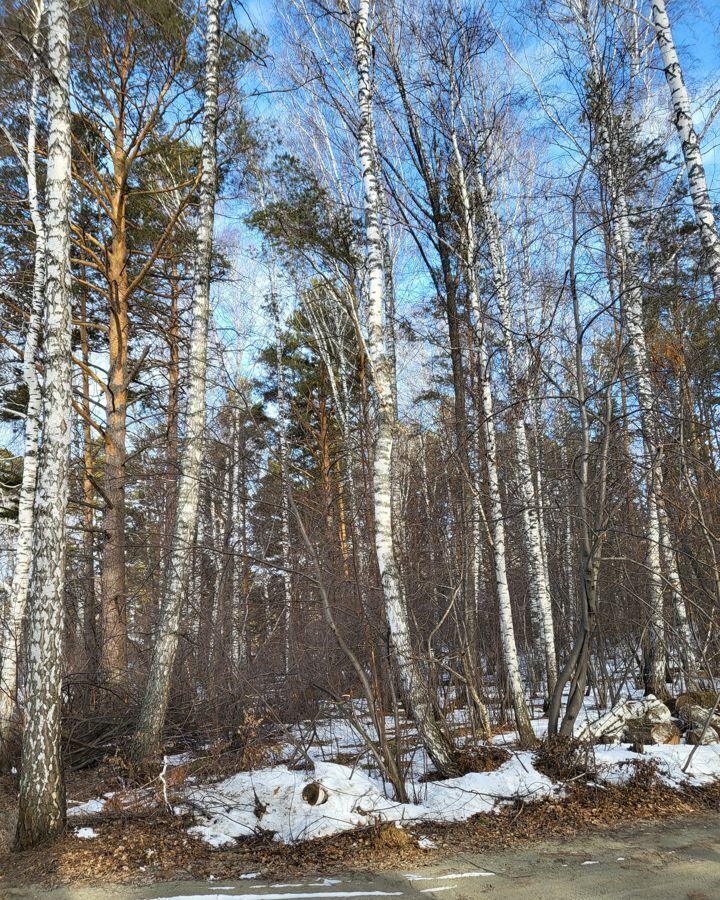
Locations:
406;872;495;881
148;894;403;900
592;743;720;786
68;796;110;817
184;754;556;847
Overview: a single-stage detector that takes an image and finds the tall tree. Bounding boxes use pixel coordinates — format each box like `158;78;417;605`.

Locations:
133;0;222;761
348;0;461;776
15;0;72;849
70;0;200;686
448;105;535;745
0;0;45;770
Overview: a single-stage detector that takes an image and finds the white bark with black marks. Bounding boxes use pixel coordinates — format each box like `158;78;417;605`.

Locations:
133;0;222;761
351;0;461;776
651;0;720;299
15;0;72;849
474;164;557;697
0;0;45;768
448;126;534;745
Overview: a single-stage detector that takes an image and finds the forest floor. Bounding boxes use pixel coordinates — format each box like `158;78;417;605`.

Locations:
2;745;720;889
3;690;720;889
4;814;720;899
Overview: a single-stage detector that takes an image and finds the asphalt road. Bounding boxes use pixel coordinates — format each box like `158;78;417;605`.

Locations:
5;816;720;900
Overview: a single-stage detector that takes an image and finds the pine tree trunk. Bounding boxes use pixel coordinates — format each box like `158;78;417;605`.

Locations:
352;0;460;776
0;0;45;770
271;286;293;675
79;287;98;682
15;0;72;848
100;149;130;687
133;0;222;762
651;0;720;299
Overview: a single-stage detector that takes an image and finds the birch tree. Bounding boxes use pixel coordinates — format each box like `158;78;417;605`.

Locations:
133;0;222;762
465;122;558;696
15;0;72;849
0;0;45;771
448;109;535;746
539;0;696;695
651;0;720;299
347;0;461;776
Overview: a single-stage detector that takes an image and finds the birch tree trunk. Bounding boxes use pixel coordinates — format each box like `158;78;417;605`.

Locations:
651;0;720;299
15;0;72;848
474;163;558;697
0;0;45;770
351;0;460;776
133;0;221;762
449;128;534;745
573;7;683;696
606;136;668;697
658;506;698;687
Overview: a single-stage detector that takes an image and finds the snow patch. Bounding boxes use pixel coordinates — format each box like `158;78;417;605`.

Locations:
592;743;720;786
68;796;110;817
406;872;495;881
184;754;556;847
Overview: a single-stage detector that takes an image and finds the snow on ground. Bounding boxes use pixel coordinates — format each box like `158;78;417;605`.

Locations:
67;717;720;847
592;742;720;787
183;753;558;846
64;684;720;848
158;894;403;900
68;795;111;817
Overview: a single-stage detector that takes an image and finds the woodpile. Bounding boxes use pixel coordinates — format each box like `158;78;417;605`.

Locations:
579;692;720;746
577;696;672;743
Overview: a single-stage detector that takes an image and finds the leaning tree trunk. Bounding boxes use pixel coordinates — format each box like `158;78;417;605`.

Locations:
351;0;461;776
651;0;720;299
15;0;72;849
133;0;221;762
0;0;45;771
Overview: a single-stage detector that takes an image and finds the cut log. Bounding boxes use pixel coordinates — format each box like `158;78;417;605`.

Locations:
577;695;671;743
678;704;720;732
686;725;720;746
302;782;329;806
623;720;681;745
